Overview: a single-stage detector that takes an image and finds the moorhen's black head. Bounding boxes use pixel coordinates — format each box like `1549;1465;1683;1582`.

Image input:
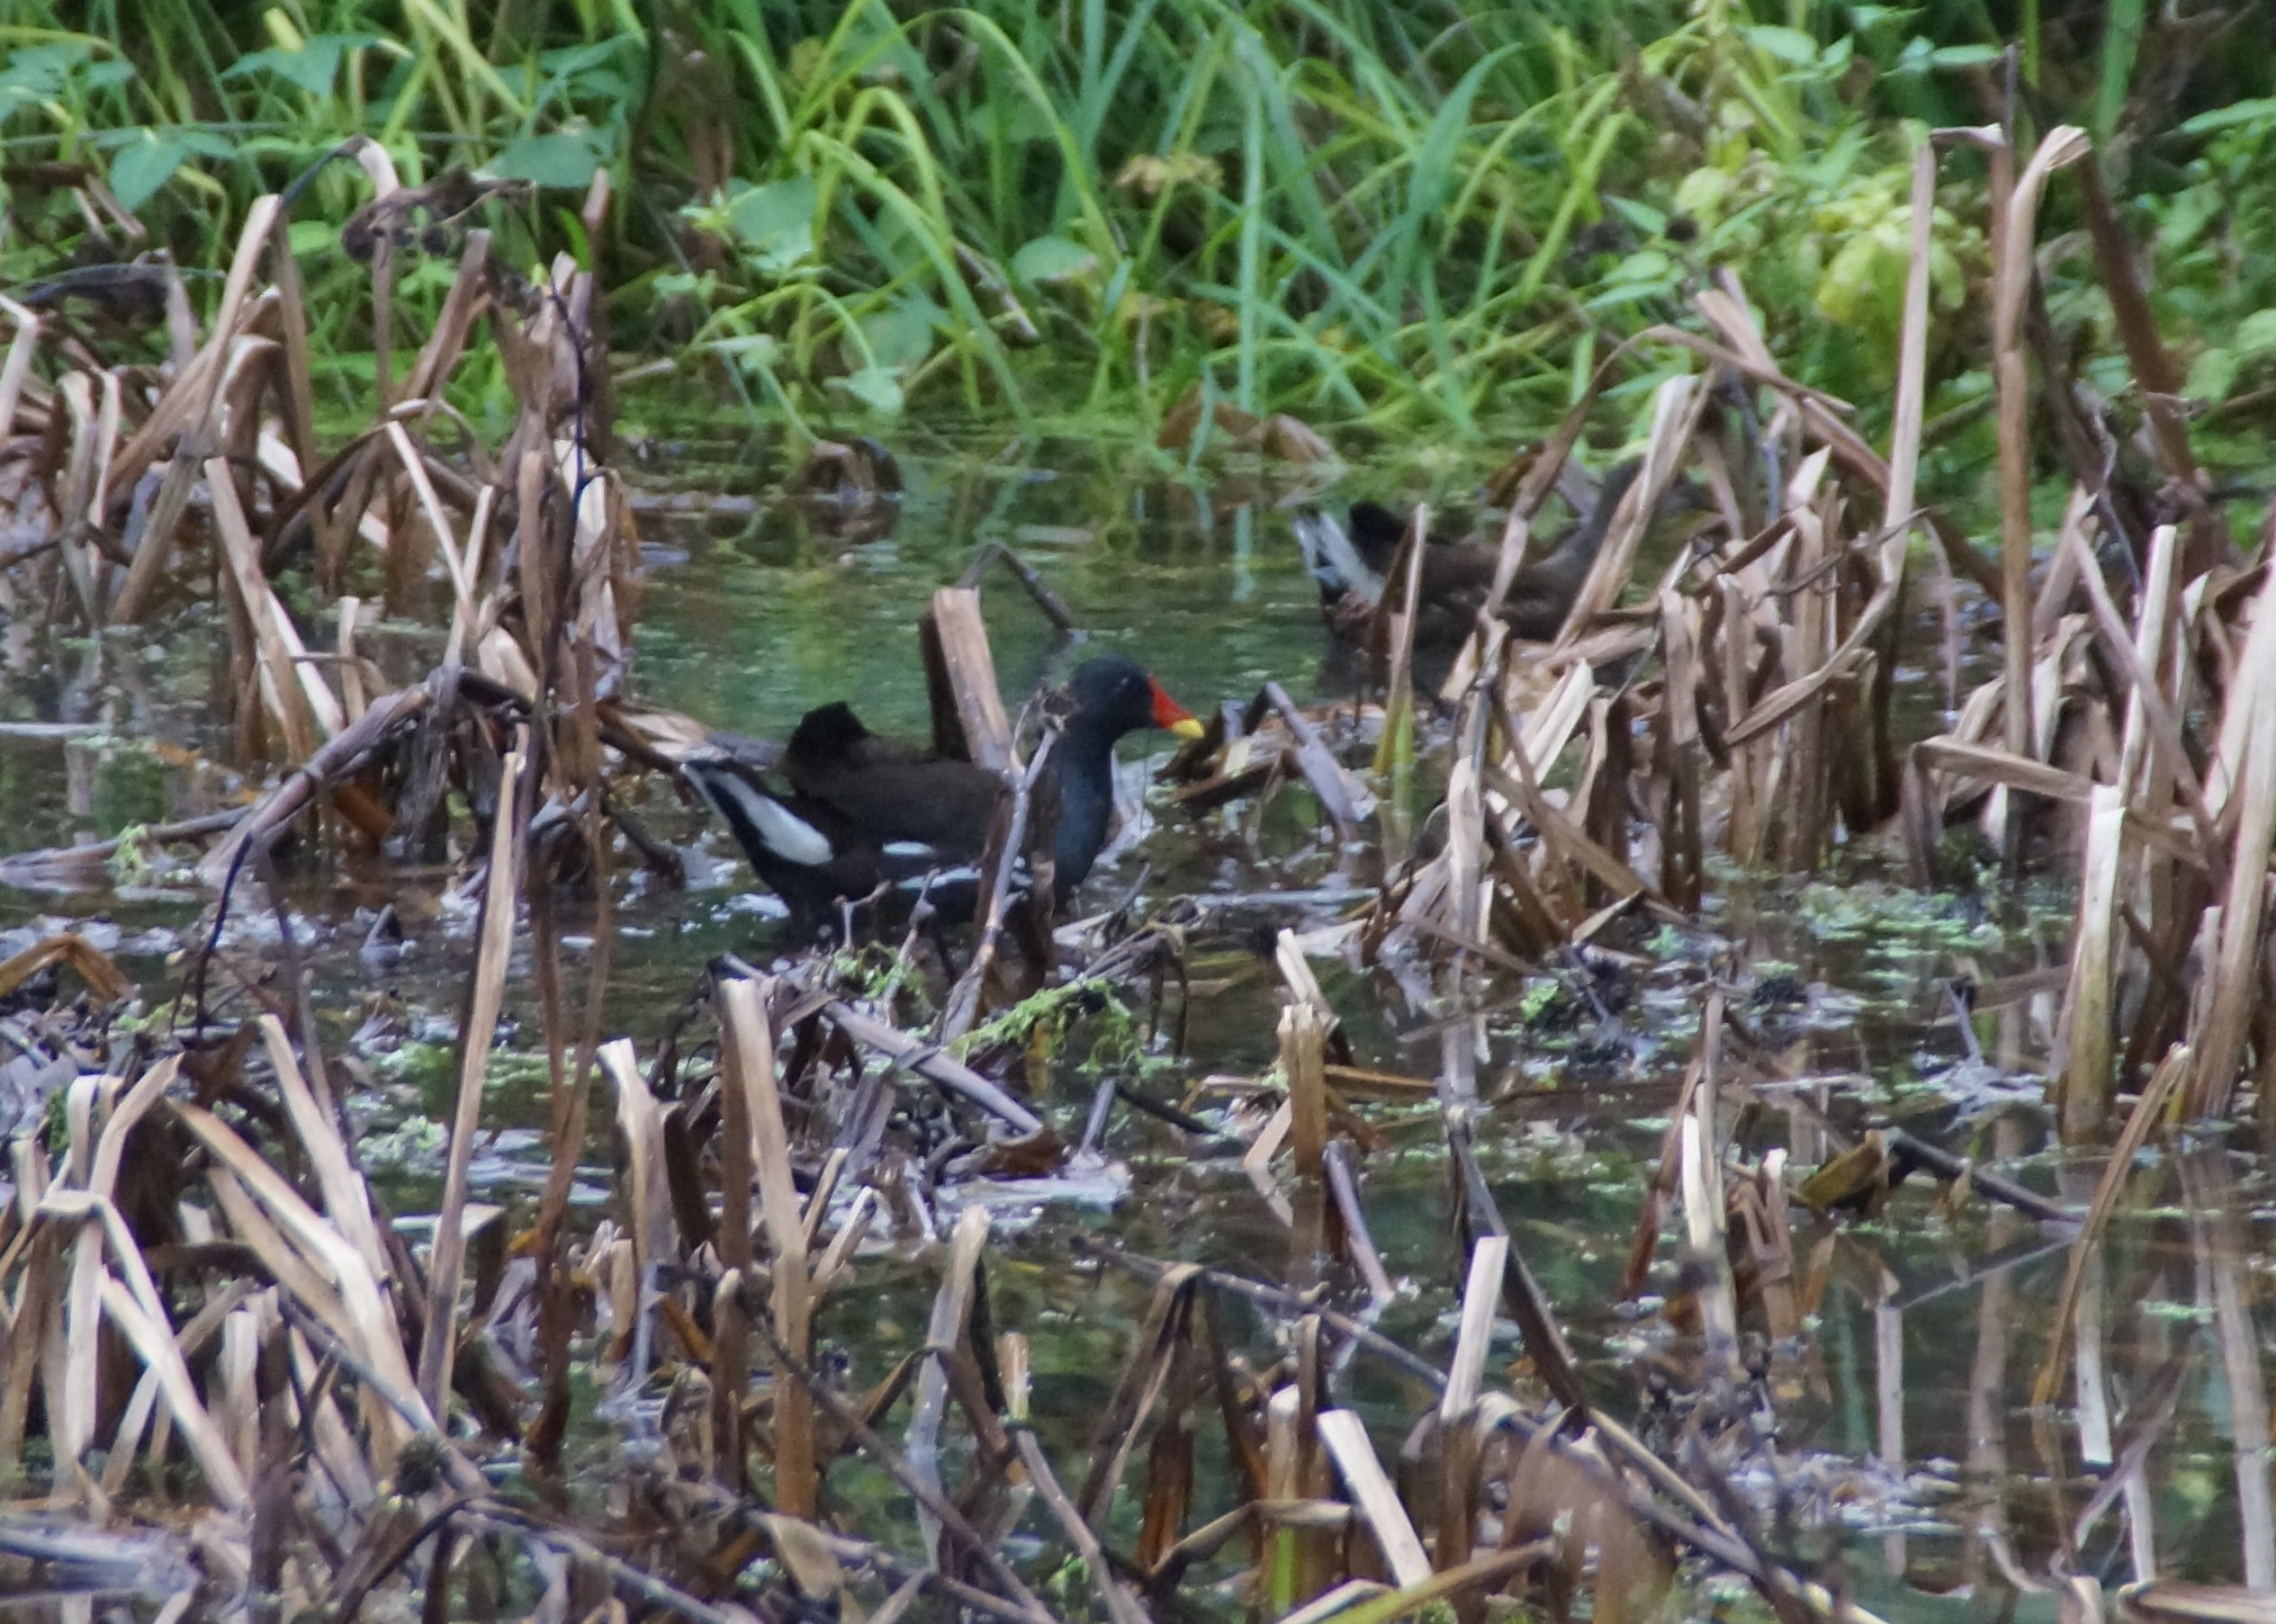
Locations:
1060;654;1204;743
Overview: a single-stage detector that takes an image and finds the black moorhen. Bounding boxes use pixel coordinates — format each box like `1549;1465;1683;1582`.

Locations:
683;653;1203;936
1291;459;1652;648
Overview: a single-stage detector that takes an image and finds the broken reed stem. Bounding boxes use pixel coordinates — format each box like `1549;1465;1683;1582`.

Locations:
823;1001;1044;1136
457;1502;752;1624
958;540;1083;633
264;199;319;485
752;1311;1057;1624
1562;375;1703;642
1659;588;1705;897
0;304;38;443
111;194;281;625
207;455;341;758
1316;1140;1391;1308
1441;1234;1508;1424
940;728;1057;1045
710;984;758;1494
337;596;367;722
2056;785;2126;1140
921;585;1015;771
1372;502;1428;788
1444;1123;1587;1412
1678;1031;1744;1394
2031;1043;2189;1408
1011;1427;1152;1624
1888;139;1956;714
527;662;617;1463
2055;516;2227;889
599;1038;672;1386
373;238;394;412
1002;1333;1145;1622
2188;561;2276;1118
1989;126;2092;868
1281;1000;1327;1179
1989;134;2029;871
717;975;816;1517
906;1206;995;1573
1315;1409;1432;1587
2116;524;2179;797
1264;682;1367;842
417;744;526;1418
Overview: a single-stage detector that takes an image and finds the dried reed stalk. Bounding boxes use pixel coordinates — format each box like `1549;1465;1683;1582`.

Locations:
710;985;759;1496
2186;561;2276;1117
1887;139;1953;710
418;745;526;1416
922;586;1015;770
0;302;39;439
208;456;341;758
1442;1236;1508;1426
1316;1409;1431;1586
180;1102;435;1450
940;729;1057;1045
2030;1043;2189;1408
909;1205;992;1565
1372;503;1428;783
719;975;816;1516
1280;1000;1328;1179
1990;128;2092;865
1554;376;1703;641
2056;785;2127;1138
112;194;282;624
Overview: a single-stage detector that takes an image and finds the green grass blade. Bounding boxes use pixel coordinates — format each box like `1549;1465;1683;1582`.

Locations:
2094;0;2146;139
1512;90;1626;311
1237;66;1263;413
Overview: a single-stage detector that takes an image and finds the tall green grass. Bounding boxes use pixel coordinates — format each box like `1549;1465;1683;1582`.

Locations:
3;0;2270;440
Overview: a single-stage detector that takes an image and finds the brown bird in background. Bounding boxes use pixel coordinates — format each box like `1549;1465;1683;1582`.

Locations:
1291;459;1706;650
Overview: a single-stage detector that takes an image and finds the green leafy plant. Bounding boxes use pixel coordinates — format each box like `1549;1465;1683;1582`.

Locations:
3;0;2269;442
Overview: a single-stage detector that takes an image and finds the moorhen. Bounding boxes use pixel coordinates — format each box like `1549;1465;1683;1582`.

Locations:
683;653;1204;936
1291;459;1651;649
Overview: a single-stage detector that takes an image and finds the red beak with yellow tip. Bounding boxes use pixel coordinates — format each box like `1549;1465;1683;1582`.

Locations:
1149;678;1205;740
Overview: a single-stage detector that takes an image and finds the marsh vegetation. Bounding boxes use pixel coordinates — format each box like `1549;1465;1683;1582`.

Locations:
1;3;2274;1622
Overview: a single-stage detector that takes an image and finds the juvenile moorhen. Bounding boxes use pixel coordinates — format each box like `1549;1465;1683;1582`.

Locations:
1291;459;1651;648
683;653;1203;937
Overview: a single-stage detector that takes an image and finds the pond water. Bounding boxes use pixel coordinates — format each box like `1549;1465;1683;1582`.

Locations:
0;430;2270;1618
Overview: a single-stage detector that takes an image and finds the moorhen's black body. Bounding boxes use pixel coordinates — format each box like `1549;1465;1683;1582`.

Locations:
1291;459;1649;649
683;653;1202;937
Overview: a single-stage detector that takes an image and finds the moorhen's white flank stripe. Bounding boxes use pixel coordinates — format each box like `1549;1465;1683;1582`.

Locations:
693;771;834;866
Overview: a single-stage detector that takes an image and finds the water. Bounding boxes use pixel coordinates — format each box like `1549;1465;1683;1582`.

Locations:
630;428;1334;741
1;432;2270;1615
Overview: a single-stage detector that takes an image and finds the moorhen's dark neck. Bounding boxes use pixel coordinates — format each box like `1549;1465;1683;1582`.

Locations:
1042;711;1130;892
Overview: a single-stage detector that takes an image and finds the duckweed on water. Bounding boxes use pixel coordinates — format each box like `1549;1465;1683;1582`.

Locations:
1786;879;2007;949
359;1114;447;1171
